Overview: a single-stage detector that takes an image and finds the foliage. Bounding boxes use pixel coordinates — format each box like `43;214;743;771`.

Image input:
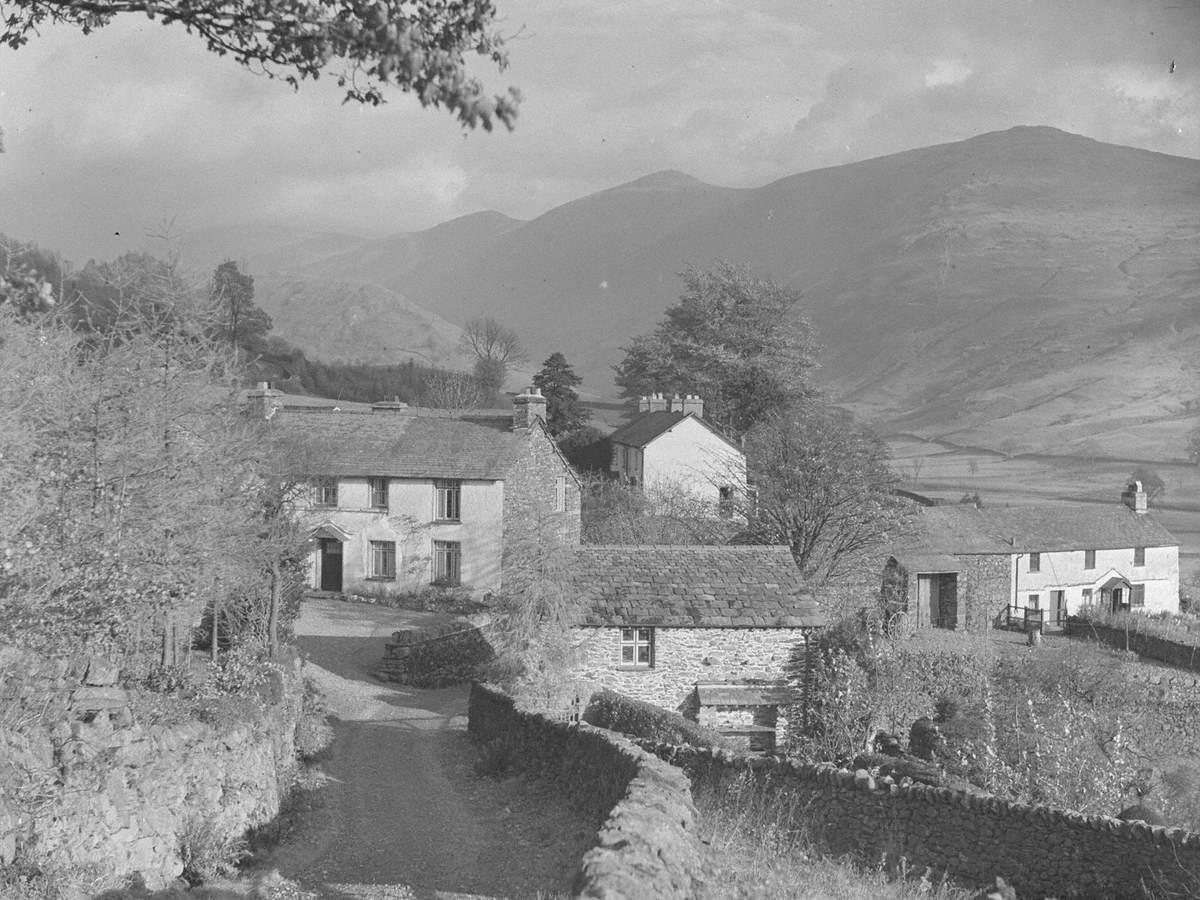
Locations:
1130;466;1166;500
0;251;304;669
459;315;526;398
0;235;60;314
178;815;247;885
579;473;739;545
209;260;272;357
741;400;909;580
2;0;519;128
532;351;590;436
583;688;733;749
557;425;608;472
614;260;817;439
294;676;333;761
423;369;484;410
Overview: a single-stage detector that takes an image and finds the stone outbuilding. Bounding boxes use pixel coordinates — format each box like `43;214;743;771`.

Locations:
567;544;824;751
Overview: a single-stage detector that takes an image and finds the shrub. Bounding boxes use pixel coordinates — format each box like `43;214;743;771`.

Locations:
583;689;733;749
294;677;333;761
178;816;247;885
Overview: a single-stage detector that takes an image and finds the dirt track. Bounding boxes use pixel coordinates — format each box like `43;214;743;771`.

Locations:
261;598;592;900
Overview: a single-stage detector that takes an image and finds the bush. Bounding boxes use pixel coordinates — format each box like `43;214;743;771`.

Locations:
178;816;247;885
294;677;333;761
583;688;733;749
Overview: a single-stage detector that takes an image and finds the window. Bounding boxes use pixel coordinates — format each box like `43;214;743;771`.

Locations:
1134;546;1145;566
1028;552;1040;573
1028;593;1040;610
718;485;734;519
555;475;568;513
435;479;461;521
1131;584;1145;608
1082;588;1094;604
314;478;338;507
433;540;461;586
369;477;388;510
369;541;396;580
1084;549;1096;569
620;627;654;667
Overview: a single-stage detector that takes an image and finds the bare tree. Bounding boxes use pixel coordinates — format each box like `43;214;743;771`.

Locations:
423;370;483;410
459;316;527;397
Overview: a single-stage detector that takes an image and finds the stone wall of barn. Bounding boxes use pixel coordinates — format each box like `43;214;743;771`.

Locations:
502;425;582;558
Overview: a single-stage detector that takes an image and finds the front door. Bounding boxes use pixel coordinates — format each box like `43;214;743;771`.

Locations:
319;539;343;592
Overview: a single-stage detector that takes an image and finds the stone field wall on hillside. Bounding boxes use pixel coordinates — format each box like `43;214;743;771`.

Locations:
1066;617;1200;672
645;742;1200;900
0;646;302;889
468;683;702;900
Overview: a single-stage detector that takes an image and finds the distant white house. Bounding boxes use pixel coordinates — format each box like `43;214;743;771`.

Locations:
892;482;1180;631
608;393;746;516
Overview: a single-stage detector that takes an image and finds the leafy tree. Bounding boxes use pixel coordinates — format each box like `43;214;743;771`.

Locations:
459;315;526;398
1129;466;1165;501
580;473;737;546
741;400;908;581
0;235;60;314
532;351;590;437
2;0;519;129
614;260;818;439
210;260;272;357
423;370;483;410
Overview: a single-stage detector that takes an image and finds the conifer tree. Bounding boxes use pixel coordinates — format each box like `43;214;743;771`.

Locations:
532;351;590;437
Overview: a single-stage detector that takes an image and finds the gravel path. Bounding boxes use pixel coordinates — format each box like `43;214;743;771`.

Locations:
260;598;593;900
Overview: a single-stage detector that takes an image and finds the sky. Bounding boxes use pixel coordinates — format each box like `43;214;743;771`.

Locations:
1;0;1198;264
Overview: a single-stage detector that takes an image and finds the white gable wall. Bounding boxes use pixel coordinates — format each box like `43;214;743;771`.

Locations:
640;417;746;513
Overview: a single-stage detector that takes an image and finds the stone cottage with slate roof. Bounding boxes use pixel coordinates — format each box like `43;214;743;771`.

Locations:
893;482;1179;631
250;384;581;598
609;393;746;516
568;545;824;751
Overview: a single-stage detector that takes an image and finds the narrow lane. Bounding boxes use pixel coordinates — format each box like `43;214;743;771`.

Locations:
263;598;591;900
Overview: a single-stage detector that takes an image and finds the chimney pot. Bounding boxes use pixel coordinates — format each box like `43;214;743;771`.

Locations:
247;382;283;420
1121;481;1149;514
513;386;547;430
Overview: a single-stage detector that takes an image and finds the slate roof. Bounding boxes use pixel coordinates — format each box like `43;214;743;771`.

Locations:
908;504;1178;556
271;410;523;480
608;411;741;451
567;545;824;628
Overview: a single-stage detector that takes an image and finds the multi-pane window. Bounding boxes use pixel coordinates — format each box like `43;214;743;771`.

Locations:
435;479;461;521
1083;549;1096;569
620;627;654;668
1028;552;1040;573
1028;594;1040;610
314;478;338;506
369;477;388;510
555;475;568;513
1131;584;1146;608
433;540;462;586
369;540;396;580
1134;546;1145;566
1081;588;1094;605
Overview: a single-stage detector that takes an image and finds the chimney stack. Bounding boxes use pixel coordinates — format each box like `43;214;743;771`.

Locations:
246;381;283;420
681;394;704;418
1122;481;1148;514
512;386;547;430
646;392;668;413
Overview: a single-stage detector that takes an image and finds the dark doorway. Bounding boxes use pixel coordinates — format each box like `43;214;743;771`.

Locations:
320;539;343;592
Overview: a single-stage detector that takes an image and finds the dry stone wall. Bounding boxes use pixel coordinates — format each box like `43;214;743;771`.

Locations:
644;742;1200;900
1065;618;1200;672
0;646;302;889
377;621;494;686
468;683;702;899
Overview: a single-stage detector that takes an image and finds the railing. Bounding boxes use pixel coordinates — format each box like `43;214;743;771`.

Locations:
1000;605;1067;633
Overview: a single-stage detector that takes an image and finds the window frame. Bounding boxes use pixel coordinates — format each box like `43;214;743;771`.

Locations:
434;479;462;522
1028;593;1040;610
1028;552;1040;573
314;477;338;507
432;540;462;586
1082;587;1094;605
620;626;654;668
368;476;389;510
368;540;396;580
718;485;734;519
1133;546;1145;567
1083;549;1096;570
1131;583;1146;608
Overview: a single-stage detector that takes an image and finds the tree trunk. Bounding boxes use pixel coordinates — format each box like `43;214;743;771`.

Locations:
211;597;220;661
267;559;281;658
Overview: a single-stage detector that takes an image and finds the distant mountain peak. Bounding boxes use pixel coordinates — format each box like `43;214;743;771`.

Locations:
614;169;714;192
